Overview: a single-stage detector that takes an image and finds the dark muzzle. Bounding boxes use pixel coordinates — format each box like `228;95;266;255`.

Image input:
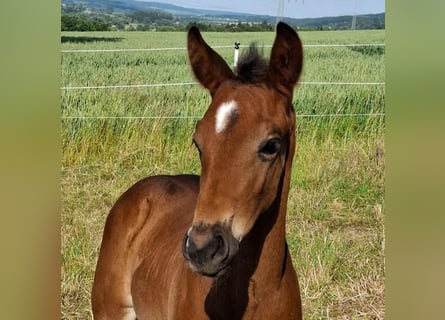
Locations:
182;223;239;277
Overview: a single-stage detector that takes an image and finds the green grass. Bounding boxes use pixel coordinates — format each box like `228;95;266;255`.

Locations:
61;30;385;319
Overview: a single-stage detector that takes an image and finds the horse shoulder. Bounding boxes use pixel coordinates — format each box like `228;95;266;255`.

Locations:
92;174;200;320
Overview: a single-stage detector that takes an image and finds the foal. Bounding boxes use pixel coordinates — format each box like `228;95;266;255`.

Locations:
92;22;304;320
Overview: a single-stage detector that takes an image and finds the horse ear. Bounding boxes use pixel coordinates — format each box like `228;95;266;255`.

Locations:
187;26;235;96
268;22;304;97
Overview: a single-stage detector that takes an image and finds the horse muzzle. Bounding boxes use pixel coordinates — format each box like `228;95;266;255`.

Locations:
182;223;239;277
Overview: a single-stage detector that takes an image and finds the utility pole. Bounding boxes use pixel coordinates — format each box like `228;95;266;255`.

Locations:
276;0;304;25
276;0;284;24
351;0;358;30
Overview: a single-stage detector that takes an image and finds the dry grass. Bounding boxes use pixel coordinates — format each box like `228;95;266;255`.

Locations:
286;135;385;319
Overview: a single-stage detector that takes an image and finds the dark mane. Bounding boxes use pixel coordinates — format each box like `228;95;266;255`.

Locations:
235;43;269;83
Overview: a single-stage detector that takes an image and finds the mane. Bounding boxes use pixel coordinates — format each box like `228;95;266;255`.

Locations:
235;43;269;83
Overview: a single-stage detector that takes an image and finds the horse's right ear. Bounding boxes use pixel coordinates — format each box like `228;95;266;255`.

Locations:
187;26;234;96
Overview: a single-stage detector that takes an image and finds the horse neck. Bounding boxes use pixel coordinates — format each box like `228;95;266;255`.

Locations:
259;145;294;281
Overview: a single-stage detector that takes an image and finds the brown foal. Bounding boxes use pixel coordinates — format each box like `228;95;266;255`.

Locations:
92;22;304;320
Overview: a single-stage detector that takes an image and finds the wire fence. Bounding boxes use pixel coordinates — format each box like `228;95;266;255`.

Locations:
61;113;385;120
61;81;384;91
61;42;385;120
61;43;385;54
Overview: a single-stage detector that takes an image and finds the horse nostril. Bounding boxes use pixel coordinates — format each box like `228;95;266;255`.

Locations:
182;234;193;261
210;235;225;259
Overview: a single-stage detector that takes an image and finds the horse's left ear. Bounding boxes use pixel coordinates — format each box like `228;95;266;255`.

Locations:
268;22;304;97
187;26;235;96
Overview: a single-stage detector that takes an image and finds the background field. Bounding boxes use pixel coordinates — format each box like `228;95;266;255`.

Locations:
61;30;385;319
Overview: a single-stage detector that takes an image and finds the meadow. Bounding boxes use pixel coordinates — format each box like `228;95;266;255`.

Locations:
61;30;385;319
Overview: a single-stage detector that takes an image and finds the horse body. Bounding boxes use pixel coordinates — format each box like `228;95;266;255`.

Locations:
92;22;304;319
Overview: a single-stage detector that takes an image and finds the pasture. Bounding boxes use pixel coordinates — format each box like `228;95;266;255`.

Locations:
61;30;385;319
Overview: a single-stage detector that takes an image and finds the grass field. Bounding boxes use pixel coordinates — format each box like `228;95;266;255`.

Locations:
61;30;385;319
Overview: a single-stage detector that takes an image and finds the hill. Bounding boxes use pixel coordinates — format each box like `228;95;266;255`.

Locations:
61;0;385;31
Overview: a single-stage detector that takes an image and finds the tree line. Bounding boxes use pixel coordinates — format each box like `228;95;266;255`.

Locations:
61;10;276;32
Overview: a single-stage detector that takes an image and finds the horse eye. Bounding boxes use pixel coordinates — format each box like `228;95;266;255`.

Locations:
259;138;281;157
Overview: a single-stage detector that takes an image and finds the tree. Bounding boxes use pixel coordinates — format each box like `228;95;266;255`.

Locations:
61;15;111;31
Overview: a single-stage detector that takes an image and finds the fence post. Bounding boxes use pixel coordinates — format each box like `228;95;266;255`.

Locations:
234;41;240;67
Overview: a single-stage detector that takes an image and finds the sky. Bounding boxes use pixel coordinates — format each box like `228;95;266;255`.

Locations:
141;0;385;19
